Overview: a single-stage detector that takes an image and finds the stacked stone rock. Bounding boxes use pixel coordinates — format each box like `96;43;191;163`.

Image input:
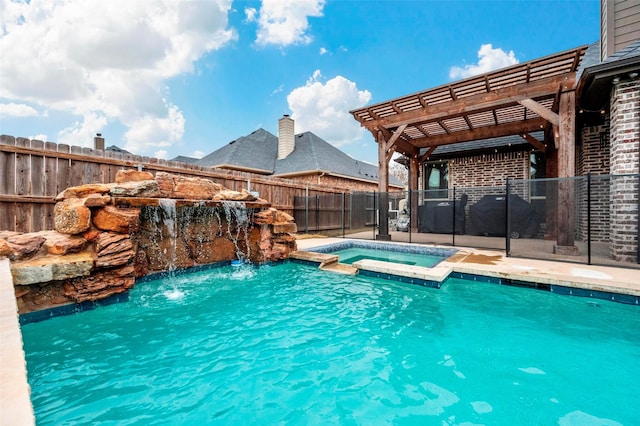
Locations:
1;170;297;314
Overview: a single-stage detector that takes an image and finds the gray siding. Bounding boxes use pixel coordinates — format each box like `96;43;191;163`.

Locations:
602;0;640;59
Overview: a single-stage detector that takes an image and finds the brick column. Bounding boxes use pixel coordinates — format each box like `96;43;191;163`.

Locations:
609;79;640;262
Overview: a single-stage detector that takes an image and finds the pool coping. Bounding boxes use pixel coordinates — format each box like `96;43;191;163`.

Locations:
0;257;35;426
294;238;640;304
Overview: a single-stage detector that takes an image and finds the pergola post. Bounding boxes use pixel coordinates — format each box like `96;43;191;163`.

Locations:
409;154;419;231
554;90;578;255
377;130;391;240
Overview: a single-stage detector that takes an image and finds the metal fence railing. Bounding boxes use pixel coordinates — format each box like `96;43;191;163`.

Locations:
292;174;640;269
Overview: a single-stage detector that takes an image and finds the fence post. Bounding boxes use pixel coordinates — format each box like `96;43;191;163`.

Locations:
342;192;346;238
452;186;456;247
587;173;592;265
373;191;376;240
408;190;412;244
305;186;309;234
506;178;511;256
315;194;319;232
637;174;640;264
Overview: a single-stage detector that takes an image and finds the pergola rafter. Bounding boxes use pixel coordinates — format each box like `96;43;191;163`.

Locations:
350;45;588;245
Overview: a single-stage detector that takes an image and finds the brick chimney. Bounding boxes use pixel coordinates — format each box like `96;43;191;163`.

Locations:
94;133;105;150
277;115;295;159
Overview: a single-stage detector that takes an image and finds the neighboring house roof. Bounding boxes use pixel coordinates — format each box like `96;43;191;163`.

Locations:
577;38;640;109
171;155;199;164
195;128;402;187
106;145;132;155
196;128;277;174
273;132;386;184
426;132;544;158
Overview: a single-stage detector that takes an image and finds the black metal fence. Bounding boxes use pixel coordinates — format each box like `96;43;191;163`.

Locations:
292;174;640;269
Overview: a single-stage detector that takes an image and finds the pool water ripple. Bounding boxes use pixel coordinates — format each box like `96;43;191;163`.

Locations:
22;262;640;425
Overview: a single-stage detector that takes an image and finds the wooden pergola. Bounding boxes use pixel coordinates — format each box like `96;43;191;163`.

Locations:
350;45;588;249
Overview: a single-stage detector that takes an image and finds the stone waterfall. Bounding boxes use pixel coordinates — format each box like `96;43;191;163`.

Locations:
2;171;297;315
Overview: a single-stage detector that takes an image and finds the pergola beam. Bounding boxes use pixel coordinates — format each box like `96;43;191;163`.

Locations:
410;118;547;148
517;98;560;126
366;74;574;131
384;124;407;152
418;147;437;163
520;133;546;153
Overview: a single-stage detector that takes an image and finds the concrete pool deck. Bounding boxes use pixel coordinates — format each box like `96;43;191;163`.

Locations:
0;258;35;426
2;239;639;423
295;238;640;297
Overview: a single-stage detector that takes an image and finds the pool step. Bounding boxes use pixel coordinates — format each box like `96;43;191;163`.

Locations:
319;262;358;275
352;259;452;283
289;251;338;265
290;251;357;275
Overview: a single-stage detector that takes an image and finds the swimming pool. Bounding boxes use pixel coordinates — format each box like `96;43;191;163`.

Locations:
21;262;639;425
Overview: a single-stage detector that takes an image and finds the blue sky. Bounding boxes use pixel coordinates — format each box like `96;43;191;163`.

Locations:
0;0;599;165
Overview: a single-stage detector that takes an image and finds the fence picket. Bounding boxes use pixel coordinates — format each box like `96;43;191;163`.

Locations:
30;140;46;232
0;137;345;233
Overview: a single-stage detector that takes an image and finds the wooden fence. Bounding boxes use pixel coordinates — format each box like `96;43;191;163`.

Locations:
0;135;345;233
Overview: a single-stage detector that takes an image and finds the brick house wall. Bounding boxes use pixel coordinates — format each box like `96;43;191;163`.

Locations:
423;150;535;234
609;79;640;261
288;173;403;192
450;151;529;189
448;151;531;211
576;123;611;243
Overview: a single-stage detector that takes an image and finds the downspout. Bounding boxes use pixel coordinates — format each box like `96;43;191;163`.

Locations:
317;172;326;185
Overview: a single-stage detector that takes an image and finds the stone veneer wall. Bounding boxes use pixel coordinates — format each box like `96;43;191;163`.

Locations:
2;171;297;314
609;79;640;262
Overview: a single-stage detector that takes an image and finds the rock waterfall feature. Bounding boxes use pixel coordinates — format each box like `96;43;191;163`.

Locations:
2;171;297;314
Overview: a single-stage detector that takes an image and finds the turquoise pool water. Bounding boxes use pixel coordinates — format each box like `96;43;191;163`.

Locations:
21;263;639;425
331;247;446;267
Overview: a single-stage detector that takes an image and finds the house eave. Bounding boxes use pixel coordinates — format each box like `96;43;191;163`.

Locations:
210;164;273;175
274;169;403;189
577;56;640;110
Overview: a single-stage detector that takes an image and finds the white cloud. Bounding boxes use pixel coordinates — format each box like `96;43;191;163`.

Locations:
449;44;519;79
244;7;257;22
31;134;48;142
319;47;328;55
154;150;168;159
271;84;285;95
0;102;38;117
0;0;235;153
57;112;108;147
122;102;185;154
254;0;325;47
287;70;371;146
192;150;205;159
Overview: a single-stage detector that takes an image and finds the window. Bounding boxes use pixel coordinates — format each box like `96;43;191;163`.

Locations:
424;161;449;199
530;151;546;197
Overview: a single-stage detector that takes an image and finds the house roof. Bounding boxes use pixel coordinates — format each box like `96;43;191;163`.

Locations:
577;38;640;110
273;132;386;183
171;155;199;164
195;128;402;187
106;145;132;155
196;128;277;174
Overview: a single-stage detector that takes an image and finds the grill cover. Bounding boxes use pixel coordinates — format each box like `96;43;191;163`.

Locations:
467;194;539;237
418;197;467;234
